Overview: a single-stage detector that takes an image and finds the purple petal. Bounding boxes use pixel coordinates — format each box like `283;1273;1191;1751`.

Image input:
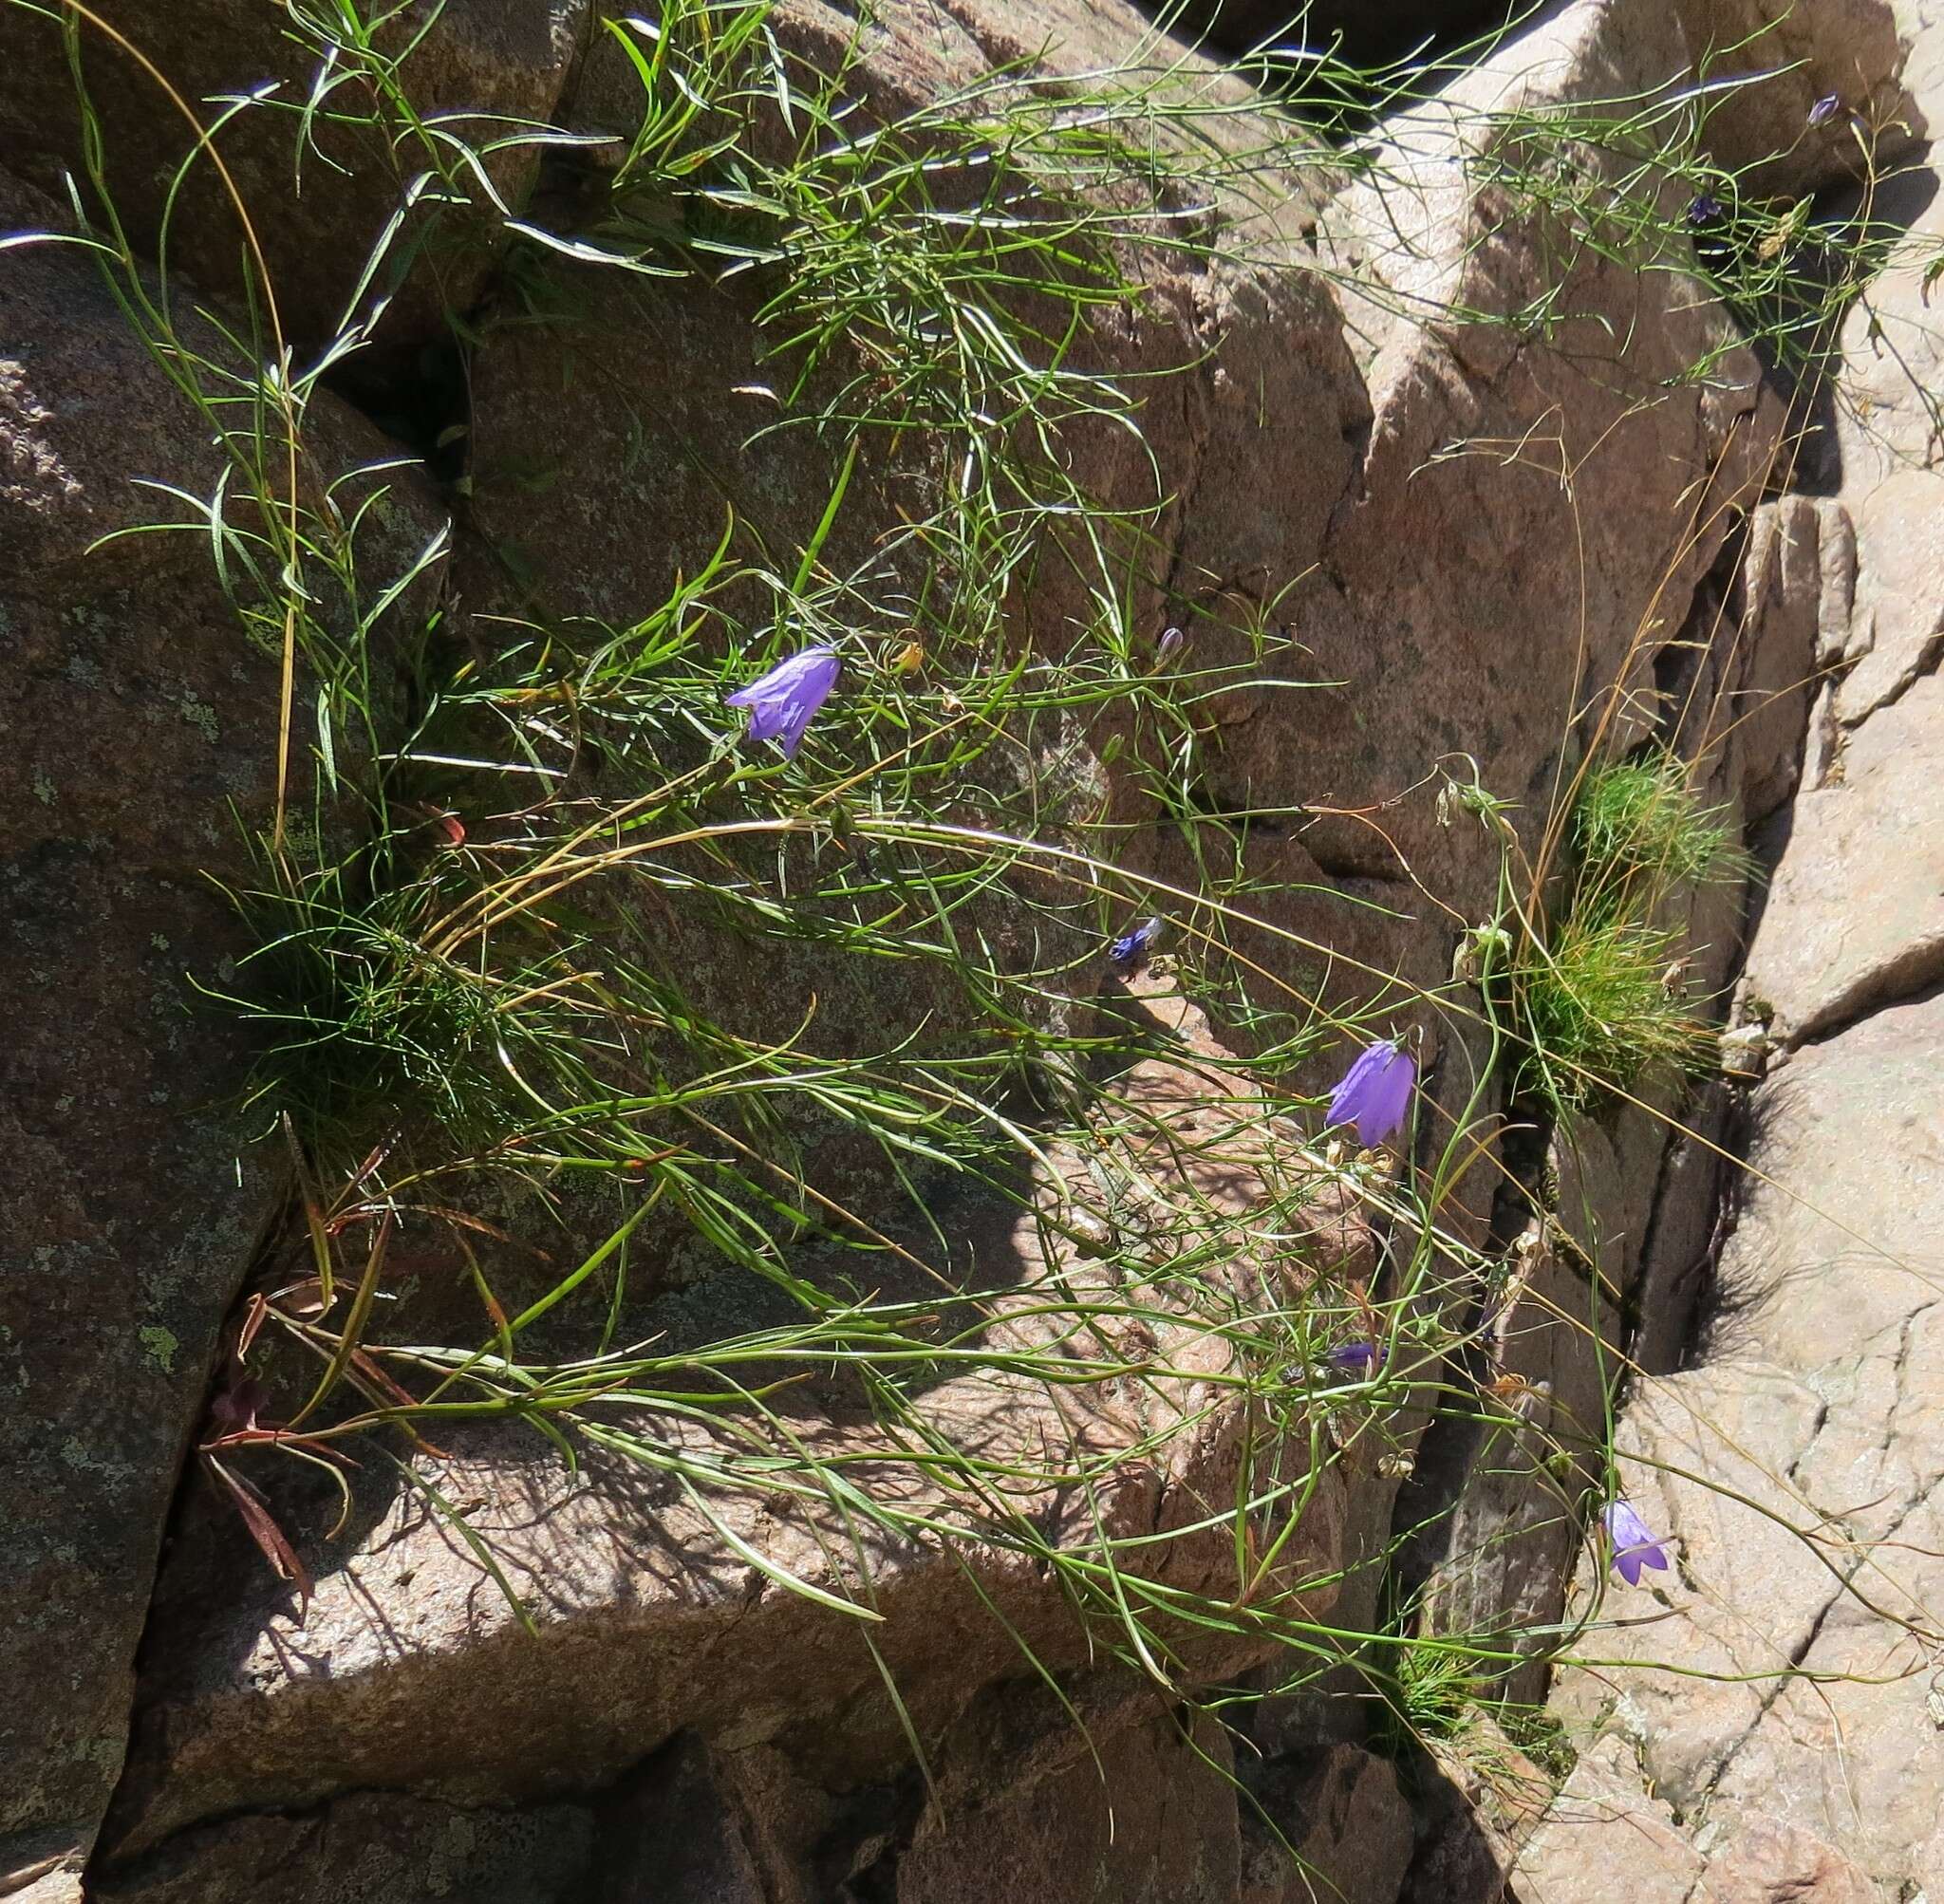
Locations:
1808;92;1841;127
1327;1038;1416;1146
1601;1497;1670;1585
725;645;840;758
1324;1340;1380;1378
774;697;819;760
1109;916;1164;970
739;696;787;743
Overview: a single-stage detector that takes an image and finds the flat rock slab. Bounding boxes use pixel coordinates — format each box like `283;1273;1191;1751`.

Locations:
95;978;1359;1862
1744;676;1944;1046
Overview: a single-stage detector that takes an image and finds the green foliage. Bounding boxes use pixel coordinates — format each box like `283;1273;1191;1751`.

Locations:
1571;750;1749;905
1498;1703;1579;1785
1383;1633;1484;1748
1516;909;1708;1111
19;0;1935;1787
1510;753;1748;1112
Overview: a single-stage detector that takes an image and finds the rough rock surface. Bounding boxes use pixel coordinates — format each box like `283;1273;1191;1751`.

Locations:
1675;0;1919;196
1744;672;1944;1042
89;1794;598;1904
475;0;1361;644
0;2;589;370
0;169;442;1900
1238;1743;1415;1904
890;1696;1245;1903
1317;0;1776;1720
83;1;1783;1876
1520;6;1944;1893
96;968;1361;1866
1738;95;1944;1044
1526;998;1944;1899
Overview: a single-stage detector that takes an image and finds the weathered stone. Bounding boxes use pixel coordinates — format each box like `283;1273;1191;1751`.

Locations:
1299;0;1770;914
1546;58;1944;1885
1673;0;1917;197
93;970;1357;1861
1514;1735;1706;1904
592;1736;773;1904
1177;39;1785;1670
0;1;589;370
1826;58;1944;497
1631;1079;1734;1375
1525;1756;1884;1904
890;1690;1242;1903
1399;1717;1550;1904
0;0;1841;1894
459;264;894;631
1547;1356;1839;1804
1741;673;1944;1043
1840;467;1944;724
1414;1100;1675;1700
1728;495;1821;824
1238;1743;1413;1904
0;169;442;1895
1715;992;1944;1371
472;0;1362;649
1668;1004;1944;1881
90;1793;595;1904
1697;1815;1881;1904
1542;994;1944;1887
1537;67;1944;1887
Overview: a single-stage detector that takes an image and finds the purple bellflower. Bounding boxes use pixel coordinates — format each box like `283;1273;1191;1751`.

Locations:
725;644;840;759
1109;916;1165;973
1156;625;1187;663
1324;1340;1381;1379
1601;1497;1671;1587
1327;1037;1416;1147
1808;92;1842;127
1686;192;1725;227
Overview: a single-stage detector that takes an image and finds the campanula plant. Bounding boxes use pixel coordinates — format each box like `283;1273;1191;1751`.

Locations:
1108;916;1164;973
1601;1498;1670;1586
1324;1341;1382;1379
1327;1037;1416;1147
725;644;841;759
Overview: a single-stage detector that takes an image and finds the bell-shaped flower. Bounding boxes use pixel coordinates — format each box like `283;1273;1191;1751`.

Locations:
1324;1340;1381;1380
1326;1037;1416;1147
1109;916;1165;972
725;644;840;759
1601;1497;1670;1586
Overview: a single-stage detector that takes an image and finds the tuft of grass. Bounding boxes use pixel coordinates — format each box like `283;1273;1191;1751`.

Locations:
1515;911;1710;1111
1497;1702;1578;1785
1374;1629;1485;1756
1510;753;1749;1111
1570;751;1749;908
